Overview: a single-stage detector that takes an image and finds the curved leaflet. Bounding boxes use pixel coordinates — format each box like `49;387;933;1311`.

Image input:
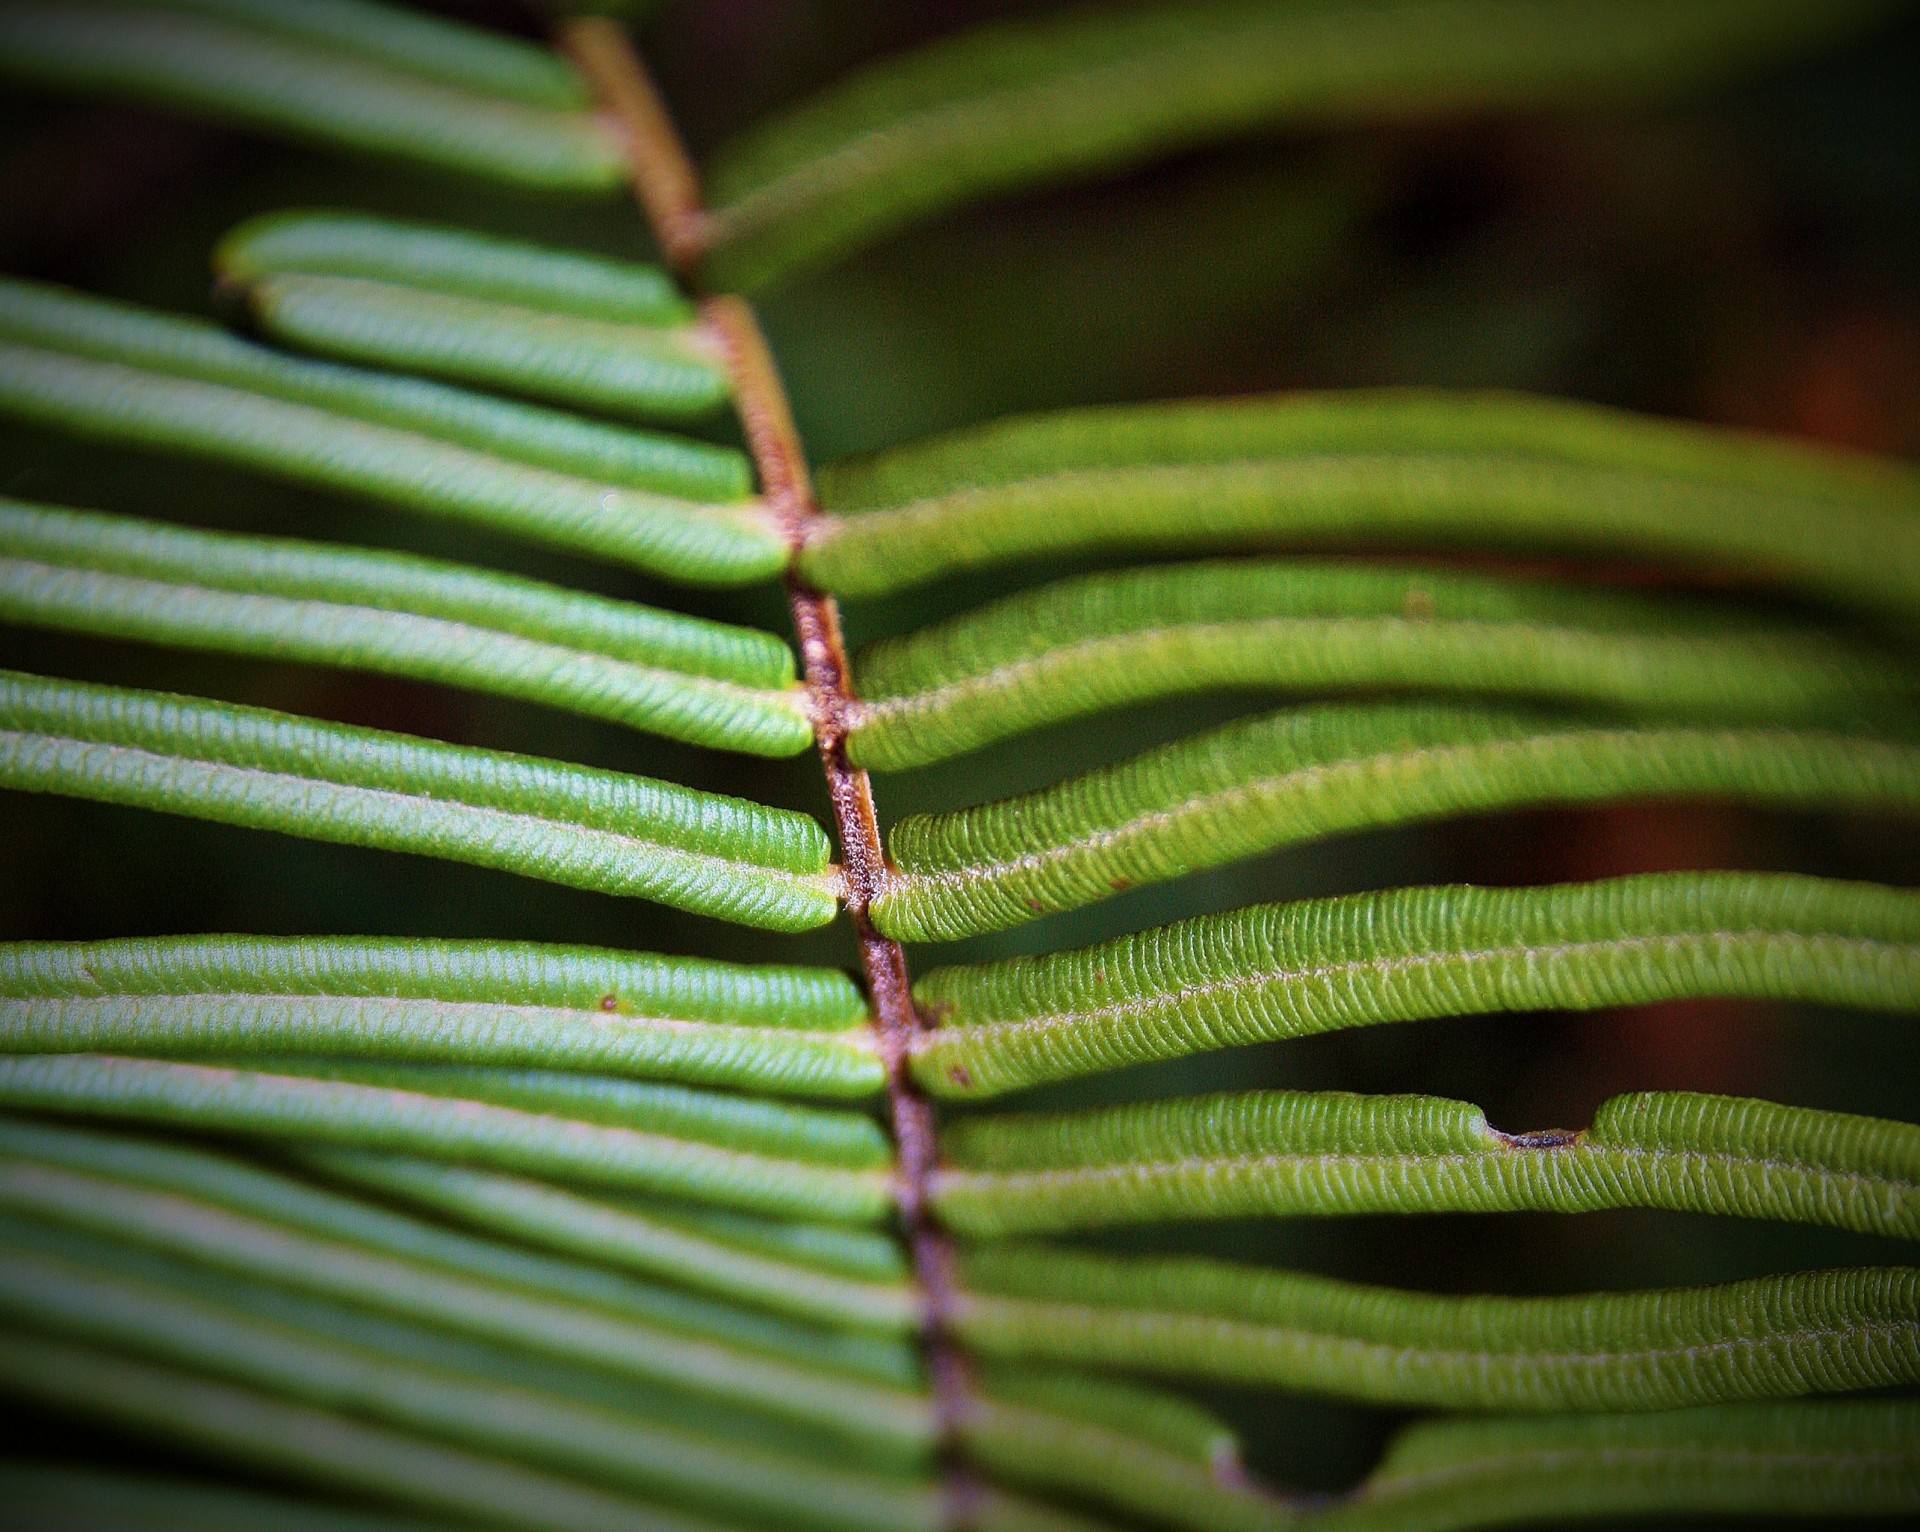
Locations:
808;390;1920;611
0;670;840;930
912;872;1920;1096
876;702;1920;940
933;1088;1920;1237
849;558;1915;770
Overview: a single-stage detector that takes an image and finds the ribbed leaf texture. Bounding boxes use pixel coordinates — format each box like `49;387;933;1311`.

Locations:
809;390;1920;607
3;3;1920;1530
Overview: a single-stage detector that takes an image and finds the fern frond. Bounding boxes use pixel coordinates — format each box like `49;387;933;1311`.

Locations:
0;1056;891;1221
0;1116;917;1388
935;1088;1920;1237
232;277;728;423
912;871;1920;1096
0;1;622;190
702;0;1895;290
151;0;592;109
875;703;1920;940
210;1060;889;1168
0;1135;936;1451
0;1243;942;1532
1325;1400;1920;1532
0;346;781;585
214;212;729;420
0;499;813;755
0;278;749;498
0;671;839;929
956;1243;1920;1411
807;390;1920;611
0;933;878;1096
966;1391;1920;1532
303;1154;919;1334
850;558;1914;770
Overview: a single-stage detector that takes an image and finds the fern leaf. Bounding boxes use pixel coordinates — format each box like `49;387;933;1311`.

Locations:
205;1060;890;1168
934;1088;1920;1237
0;344;782;585
148;0;592;109
1326;1400;1920;1531
806;390;1920;611
233;275;728;423
0;932;879;1097
302;1154;919;1334
0;672;839;929
0;1;622;190
956;1243;1920;1411
0;500;813;756
0;278;749;498
702;0;1897;290
0;1116;916;1389
0;1057;891;1221
0;936;875;1096
0;1140;936;1452
0;1244;942;1532
218;210;691;326
850;558;1915;770
912;871;1920;1096
876;702;1920;940
0;1331;742;1532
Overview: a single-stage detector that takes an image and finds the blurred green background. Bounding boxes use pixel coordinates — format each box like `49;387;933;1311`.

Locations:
2;0;1918;1506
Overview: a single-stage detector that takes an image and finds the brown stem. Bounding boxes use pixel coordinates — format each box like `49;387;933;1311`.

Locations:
559;4;973;1471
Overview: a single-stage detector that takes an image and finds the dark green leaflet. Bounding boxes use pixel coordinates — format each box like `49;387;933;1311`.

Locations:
0;933;878;1097
704;0;1899;289
912;872;1920;1097
0;1117;916;1390
0;500;811;756
0;671;839;930
849;558;1916;770
956;1243;1920;1412
0;1244;942;1532
807;390;1920;611
239;275;730;424
876;702;1920;940
0;278;749;498
218;211;693;326
150;0;592;108
0;1134;935;1449
0;2;623;191
217;215;728;422
0;343;783;585
303;1153;920;1334
964;1395;1920;1532
0;1333;734;1532
934;1089;1920;1238
0;1057;892;1222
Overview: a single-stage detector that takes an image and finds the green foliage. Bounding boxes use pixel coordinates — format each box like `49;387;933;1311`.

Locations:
0;497;813;754
808;390;1920;608
0;0;621;189
912;871;1920;1095
875;703;1920;939
4;3;1920;1529
703;0;1901;289
934;1088;1920;1237
0;670;840;928
956;1243;1920;1410
0;278;750;497
851;559;1911;770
